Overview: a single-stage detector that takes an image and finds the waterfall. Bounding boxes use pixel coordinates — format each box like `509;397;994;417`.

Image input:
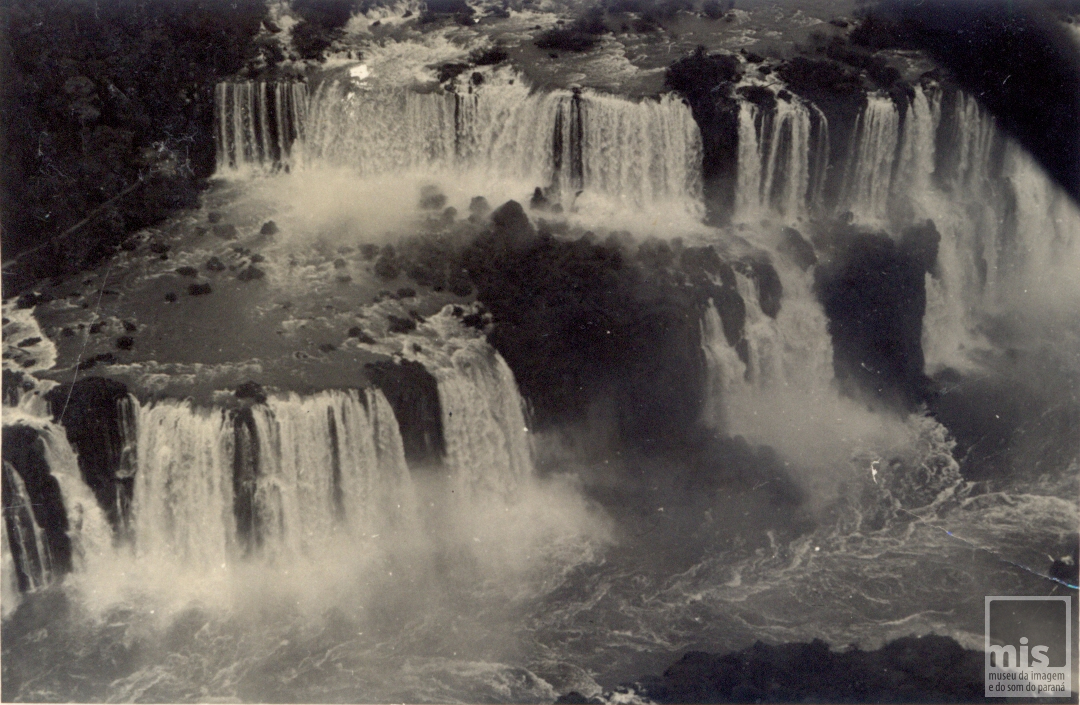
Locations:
250;389;416;559
227;78;702;210
2;460;52;593
215;81;308;173
735;98;813;222
840;94;901;223
576;92;703;207
894;86;940;205
425;340;534;498
907;90;1080;369
131;389;416;570
700;262;835;444
1;420;111;593
133;401;236;569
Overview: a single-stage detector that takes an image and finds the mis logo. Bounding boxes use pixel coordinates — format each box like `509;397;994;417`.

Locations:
985;596;1072;698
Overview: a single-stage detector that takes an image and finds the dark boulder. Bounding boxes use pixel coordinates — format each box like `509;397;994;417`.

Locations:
387;315;417;334
365;360;446;466
530;186;550;210
815;229;931;407
44;377;134;537
347;326;376;344
115;336;134;350
176;266;199;277
640;635;985;704
468;196;491;218
374;245;401;280
234;380;267;404
419;185;447;210
665;49;742;223
188;282;213;296
489;200;535;248
742;258;782;318
205;256;227;272
3;426;74;589
237;266;265;282
259;220;278;235
778;226;817;270
736;84;777;111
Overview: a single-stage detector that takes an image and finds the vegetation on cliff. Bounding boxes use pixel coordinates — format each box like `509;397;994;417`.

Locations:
1;0;268;292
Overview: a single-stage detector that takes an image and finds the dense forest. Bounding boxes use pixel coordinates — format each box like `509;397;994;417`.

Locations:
0;0;277;290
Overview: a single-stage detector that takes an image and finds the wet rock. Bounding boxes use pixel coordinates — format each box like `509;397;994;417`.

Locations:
15;291;53;309
205;256;227;272
461;311;486;329
637;238;675;269
365;359;445;465
529;187;550;210
188;283;213;296
94;352;116;365
235;380;267;404
387;315;417;334
259;220;278;235
490;200;535;246
815;230;930;407
115;336;134;350
745;258;782;318
149;241;171;254
176;266;199;277
778;226;817;270
899;219;940;273
237;266;265;282
44;377;134;537
122;320;137;332
347;327;376;344
419;185;447;210
640;635;985;704
374;245;401;280
17;337;41;348
3;426;74;584
213;223;238;239
737;84;777;111
89;321;106;334
469;196;491;218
